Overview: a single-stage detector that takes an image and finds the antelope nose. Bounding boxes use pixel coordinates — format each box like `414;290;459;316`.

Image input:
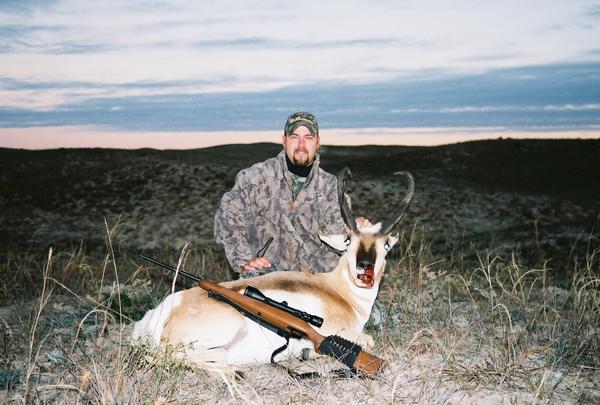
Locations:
358;261;373;269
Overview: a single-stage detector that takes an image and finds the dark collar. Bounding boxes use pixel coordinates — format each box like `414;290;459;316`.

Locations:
285;154;313;178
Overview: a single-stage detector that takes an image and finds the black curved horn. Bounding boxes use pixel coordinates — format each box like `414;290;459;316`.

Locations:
337;167;357;232
380;171;415;235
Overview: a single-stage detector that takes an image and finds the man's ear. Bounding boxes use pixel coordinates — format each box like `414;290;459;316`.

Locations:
319;234;348;252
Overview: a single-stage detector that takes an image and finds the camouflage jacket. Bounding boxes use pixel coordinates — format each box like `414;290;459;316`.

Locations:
214;150;346;274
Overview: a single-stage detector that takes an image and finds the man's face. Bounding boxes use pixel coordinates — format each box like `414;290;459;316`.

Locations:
283;125;320;166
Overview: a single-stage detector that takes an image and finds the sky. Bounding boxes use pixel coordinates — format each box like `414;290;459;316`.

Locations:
1;0;599;148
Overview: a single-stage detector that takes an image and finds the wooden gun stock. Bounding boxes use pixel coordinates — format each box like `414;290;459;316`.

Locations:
198;279;385;377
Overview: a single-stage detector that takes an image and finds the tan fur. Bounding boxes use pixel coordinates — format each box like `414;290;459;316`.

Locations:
225;271;355;320
134;227;398;370
162;267;359;348
162;288;244;347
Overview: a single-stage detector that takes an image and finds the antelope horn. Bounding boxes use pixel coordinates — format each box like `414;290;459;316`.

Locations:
380;171;415;235
337;167;357;232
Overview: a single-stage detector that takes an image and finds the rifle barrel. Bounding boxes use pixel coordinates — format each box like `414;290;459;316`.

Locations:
138;254;201;282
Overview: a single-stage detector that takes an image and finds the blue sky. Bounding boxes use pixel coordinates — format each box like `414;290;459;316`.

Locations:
1;1;599;142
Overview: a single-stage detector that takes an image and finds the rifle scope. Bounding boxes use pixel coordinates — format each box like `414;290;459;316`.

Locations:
243;286;324;328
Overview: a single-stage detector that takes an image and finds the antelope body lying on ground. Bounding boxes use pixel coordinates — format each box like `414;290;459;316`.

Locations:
132;168;414;370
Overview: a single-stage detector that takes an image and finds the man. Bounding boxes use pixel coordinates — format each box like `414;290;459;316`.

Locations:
214;112;346;277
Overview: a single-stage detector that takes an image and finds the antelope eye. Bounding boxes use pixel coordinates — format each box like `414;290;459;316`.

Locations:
344;237;351;246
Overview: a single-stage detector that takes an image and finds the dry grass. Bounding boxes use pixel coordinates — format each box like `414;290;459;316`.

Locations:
1;221;598;404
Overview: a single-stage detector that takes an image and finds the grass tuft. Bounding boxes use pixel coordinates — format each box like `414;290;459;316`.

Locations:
1;224;598;403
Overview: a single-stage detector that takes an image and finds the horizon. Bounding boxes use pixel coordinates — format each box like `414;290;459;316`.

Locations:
1;127;599;151
1;1;599;148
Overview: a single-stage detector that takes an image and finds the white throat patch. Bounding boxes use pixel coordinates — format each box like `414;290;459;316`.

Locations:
358;222;382;234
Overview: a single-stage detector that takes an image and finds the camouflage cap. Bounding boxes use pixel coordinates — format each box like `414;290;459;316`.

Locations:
284;112;319;136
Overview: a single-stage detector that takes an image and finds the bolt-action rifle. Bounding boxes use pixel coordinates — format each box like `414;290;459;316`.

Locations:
139;254;385;377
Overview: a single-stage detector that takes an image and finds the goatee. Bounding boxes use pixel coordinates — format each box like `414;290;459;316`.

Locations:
293;149;310;166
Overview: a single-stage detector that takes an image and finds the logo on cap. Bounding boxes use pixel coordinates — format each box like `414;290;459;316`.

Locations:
284;112;319;136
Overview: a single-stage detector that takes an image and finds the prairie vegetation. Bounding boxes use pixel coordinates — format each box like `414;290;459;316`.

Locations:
1;139;598;403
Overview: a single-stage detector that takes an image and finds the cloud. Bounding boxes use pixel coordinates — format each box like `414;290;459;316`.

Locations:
0;76;237;110
192;37;275;48
0;24;62;53
458;53;524;63
583;5;600;17
390;104;600;113
1;62;599;132
1;0;600;116
189;36;419;51
0;21;116;54
0;1;59;14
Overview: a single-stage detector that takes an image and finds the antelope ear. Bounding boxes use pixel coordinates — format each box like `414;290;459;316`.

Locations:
385;234;399;251
319;234;349;252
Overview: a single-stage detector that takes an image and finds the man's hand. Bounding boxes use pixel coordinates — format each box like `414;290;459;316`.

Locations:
242;257;272;273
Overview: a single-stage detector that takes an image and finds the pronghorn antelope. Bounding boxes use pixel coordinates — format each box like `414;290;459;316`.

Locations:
132;167;414;370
